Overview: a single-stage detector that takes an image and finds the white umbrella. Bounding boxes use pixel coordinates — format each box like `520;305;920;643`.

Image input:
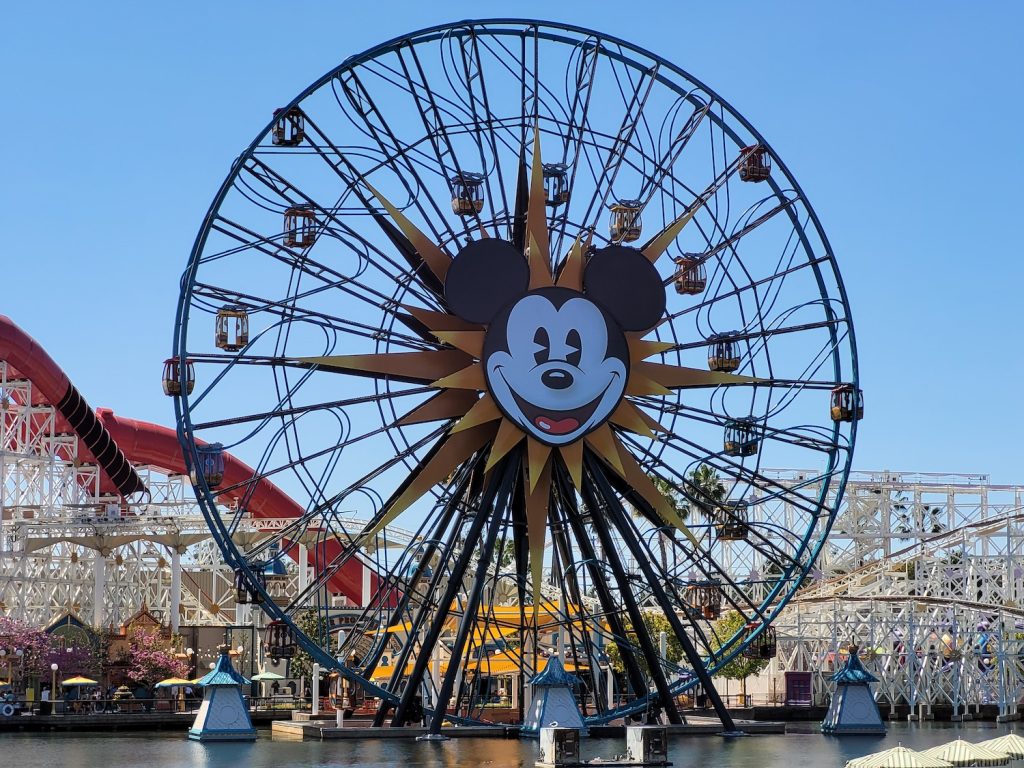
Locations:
978;735;1024;760
921;739;1010;767
846;745;953;768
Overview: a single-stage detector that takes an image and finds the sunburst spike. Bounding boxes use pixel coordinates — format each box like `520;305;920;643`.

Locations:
630;339;675;363
431;363;486;390
611;438;704;552
485;419;526;472
640;205;701;265
363;180;451;281
360;422;499;541
559;440;584;490
585;424;625;477
524;457;553;623
625;371;672;397
527;438;553;493
635;362;762;388
398;390;480;426
527;126;553;289
477;222;491;238
432;330;485;357
296;350;471;384
609;400;655;438
451;393;501;434
401;306;482;333
555;230;590;291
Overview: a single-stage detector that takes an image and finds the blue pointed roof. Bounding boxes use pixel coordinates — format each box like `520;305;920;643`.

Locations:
529;655;581;688
831;646;878;684
196;648;250;687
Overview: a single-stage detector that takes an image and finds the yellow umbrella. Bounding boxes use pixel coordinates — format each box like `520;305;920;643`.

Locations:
921;740;1009;767
155;677;193;688
979;735;1024;760
62;676;99;686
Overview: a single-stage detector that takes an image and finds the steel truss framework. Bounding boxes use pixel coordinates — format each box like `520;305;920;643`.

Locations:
756;470;1024;718
172;18;858;729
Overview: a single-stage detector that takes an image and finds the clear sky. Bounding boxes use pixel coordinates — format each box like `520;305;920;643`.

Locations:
2;2;1022;485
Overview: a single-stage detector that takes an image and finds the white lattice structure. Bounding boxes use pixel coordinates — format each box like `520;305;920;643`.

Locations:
751;470;1024;719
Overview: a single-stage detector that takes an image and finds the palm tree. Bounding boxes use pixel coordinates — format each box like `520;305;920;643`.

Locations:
686;464;726;519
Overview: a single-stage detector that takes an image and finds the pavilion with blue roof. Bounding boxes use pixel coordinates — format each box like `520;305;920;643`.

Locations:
821;644;886;734
188;645;256;742
522;655;588;736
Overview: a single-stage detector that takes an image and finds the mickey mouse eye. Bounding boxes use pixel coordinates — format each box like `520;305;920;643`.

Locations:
566;328;582;367
533;327;550;365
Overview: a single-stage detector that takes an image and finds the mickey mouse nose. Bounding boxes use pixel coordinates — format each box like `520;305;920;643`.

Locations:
541;368;574;390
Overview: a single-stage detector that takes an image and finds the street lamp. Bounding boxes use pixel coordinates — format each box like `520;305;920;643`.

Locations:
50;663;59;714
597;653;613;711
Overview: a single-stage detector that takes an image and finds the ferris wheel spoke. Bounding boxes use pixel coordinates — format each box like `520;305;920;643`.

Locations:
575;61;660;235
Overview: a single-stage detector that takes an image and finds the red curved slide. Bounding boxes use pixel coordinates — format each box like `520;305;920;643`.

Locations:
0;314;374;604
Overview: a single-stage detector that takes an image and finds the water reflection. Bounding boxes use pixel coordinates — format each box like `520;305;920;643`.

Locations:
0;723;1018;768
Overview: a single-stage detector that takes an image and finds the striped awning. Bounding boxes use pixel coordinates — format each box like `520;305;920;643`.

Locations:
921;740;1009;767
978;735;1024;760
846;745;952;768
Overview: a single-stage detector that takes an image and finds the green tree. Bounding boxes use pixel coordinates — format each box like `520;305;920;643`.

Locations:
606;610;683;677
686;464;726;518
289;608;329;682
710;611;770;700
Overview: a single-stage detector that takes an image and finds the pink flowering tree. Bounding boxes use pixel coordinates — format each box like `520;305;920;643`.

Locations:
42;645;101;679
0;616;55;677
125;629;188;687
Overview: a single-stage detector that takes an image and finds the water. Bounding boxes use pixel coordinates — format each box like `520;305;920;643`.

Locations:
0;722;1020;767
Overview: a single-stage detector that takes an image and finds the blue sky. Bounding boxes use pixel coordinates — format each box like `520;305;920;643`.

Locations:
2;2;1022;484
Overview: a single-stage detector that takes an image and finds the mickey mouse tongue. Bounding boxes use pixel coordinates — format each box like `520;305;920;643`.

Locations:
535;415;580;435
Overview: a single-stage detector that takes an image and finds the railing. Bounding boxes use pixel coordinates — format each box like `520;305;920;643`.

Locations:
0;695;304;717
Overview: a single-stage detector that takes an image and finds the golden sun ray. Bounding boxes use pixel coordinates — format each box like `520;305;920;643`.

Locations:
398;390;480;426
634;361;762;388
360;421;499;540
485;419;525;472
527;128;553;289
450;393;501;434
431;330;485;357
555;230;590;291
641;202;706;265
296;350;471;383
584;423;625;477
401;306;482;333
609;400;656;438
363;180;451;282
431;363;486;390
524;456;553;621
630;339;675;363
559;439;584;490
527;437;553;493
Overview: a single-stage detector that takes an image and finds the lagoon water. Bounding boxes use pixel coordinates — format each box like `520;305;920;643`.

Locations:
0;722;1021;767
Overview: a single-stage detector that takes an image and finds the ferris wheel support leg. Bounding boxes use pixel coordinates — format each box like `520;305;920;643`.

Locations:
554;467;658;716
390;455;516;729
426;456;519;734
170;548;182;635
588;457;742;735
579;459;682;725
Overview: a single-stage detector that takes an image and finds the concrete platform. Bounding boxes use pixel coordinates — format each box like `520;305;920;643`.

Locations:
272;716;785;741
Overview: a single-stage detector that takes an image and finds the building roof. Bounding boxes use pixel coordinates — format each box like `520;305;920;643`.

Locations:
528;655;581;688
196;649;250;687
832;646;879;684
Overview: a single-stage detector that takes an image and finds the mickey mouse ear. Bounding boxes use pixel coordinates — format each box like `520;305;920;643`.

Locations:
583;245;666;331
444;239;529;324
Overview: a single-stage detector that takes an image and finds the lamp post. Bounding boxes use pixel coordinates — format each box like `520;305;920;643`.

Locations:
15;649;23;693
50;663;58;715
0;649;7;686
598;653;613;712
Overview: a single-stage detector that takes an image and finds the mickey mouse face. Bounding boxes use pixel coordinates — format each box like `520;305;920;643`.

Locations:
445;239;665;447
484;287;628;444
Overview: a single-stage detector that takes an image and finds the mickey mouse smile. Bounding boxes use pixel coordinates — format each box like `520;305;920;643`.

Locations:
504;371;622;437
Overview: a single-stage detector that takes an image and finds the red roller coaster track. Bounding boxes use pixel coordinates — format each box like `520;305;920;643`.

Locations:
0;315;374;604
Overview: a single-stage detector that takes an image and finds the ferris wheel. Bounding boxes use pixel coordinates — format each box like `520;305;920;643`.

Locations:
171;19;861;729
